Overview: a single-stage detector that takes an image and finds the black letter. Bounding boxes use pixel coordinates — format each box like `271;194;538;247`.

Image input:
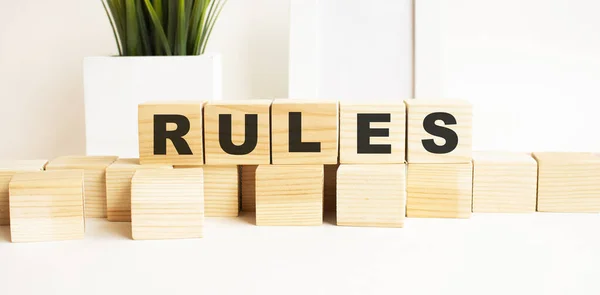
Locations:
421;112;458;154
153;114;193;155
357;113;392;154
289;112;321;152
219;114;258;155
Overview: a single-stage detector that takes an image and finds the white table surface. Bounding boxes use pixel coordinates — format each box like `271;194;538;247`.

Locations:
1;212;599;295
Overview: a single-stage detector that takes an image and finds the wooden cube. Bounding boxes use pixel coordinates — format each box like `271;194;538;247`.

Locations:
241;165;257;212
204;165;239;217
323;164;339;212
138;102;204;166
337;164;406;227
472;152;537;213
405;99;472;163
271;99;338;164
9;170;84;242
204;100;271;165
255;165;323;225
174;165;239;217
131;168;204;240
0;160;47;225
45;155;117;218
534;152;600;212
106;158;172;222
340;102;406;163
407;162;472;218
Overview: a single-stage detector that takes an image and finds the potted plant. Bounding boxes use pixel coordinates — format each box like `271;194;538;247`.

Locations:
83;0;227;157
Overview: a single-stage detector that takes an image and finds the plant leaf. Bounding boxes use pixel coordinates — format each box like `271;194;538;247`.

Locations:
125;0;140;56
106;0;128;54
201;0;226;54
185;0;193;38
151;0;163;54
136;0;152;55
192;0;210;55
175;0;187;55
143;0;172;55
167;0;178;52
187;0;204;54
102;0;123;55
194;0;214;55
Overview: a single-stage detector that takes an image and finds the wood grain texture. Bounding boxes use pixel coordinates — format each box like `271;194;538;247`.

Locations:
271;99;338;164
472;152;537;213
9;170;84;243
131;169;204;240
45;156;117;218
106;158;172;222
0;160;47;225
533;152;600;212
339;102;406;163
405;99;472;163
255;165;323;226
241;165;257;212
204;166;239;217
337;164;406;227
174;165;239;217
138;102;204;166
407;162;472;218
204;100;272;165
323;164;339;212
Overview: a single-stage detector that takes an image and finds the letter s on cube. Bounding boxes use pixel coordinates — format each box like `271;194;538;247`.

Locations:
405;99;472;163
138;102;204;166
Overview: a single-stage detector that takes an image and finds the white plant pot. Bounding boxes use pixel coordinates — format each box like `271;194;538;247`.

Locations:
83;54;222;158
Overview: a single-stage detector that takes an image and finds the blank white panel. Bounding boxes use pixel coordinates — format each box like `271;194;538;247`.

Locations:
416;0;600;152
289;0;413;101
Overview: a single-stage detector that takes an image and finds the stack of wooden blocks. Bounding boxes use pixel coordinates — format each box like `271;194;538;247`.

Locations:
1;99;599;243
405;100;473;219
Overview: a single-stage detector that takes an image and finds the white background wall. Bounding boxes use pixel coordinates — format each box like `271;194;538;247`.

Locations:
0;0;290;159
416;0;600;152
2;0;600;157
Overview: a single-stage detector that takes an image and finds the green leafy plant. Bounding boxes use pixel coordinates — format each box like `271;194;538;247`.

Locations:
102;0;227;56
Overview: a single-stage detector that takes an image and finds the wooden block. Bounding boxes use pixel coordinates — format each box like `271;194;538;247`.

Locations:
405;99;472;163
323;164;339;212
340;102;406;163
174;165;239;217
337;164;406;227
204;100;271;165
241;165;257;212
472;152;537;213
204;165;239;217
9;170;84;243
407;162;472;218
176;165;242;217
255;165;323;225
131;168;204;240
138;102;204;166
533;152;600;212
45;155;117;218
271;99;338;164
106;158;172;222
0;160;47;225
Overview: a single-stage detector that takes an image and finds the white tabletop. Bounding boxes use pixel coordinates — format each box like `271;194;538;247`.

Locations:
1;213;599;295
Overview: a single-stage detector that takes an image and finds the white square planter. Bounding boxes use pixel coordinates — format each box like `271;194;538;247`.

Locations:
83;54;222;157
